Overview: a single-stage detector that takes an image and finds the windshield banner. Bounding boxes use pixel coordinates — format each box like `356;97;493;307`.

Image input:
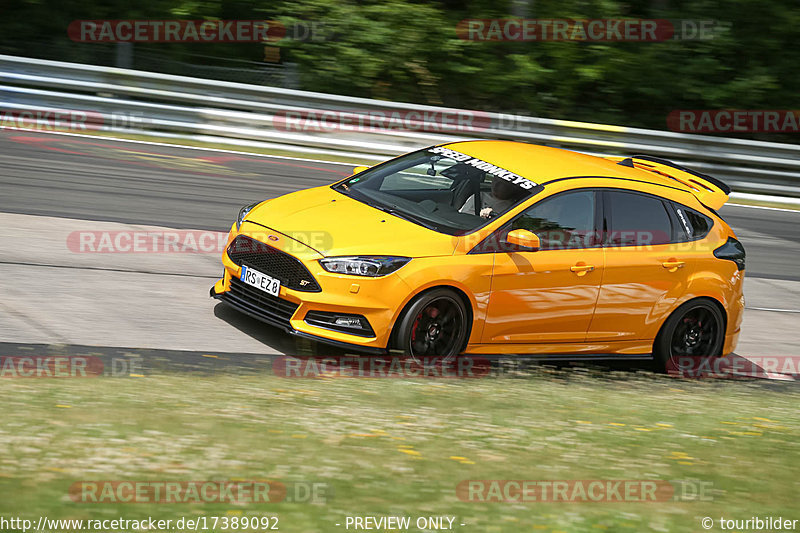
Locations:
428;146;538;190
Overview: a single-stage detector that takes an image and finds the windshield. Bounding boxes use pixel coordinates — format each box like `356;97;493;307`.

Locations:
332;146;541;235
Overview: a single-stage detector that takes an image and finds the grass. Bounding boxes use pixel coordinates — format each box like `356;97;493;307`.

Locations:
0;369;797;532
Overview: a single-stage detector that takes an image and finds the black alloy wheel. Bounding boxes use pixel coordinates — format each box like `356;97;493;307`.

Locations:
394;289;469;361
654;298;725;372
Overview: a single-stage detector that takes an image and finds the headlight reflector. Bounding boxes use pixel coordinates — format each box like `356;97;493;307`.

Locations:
319;256;410;277
236;202;260;229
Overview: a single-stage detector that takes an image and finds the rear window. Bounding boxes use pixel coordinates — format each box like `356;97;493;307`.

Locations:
673;204;714;240
606;190;673;246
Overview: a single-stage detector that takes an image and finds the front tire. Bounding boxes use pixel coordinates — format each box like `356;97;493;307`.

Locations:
394;289;469;360
653;298;725;372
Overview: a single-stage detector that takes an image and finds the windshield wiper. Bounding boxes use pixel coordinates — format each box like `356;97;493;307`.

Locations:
374;204;438;231
334;186;439;231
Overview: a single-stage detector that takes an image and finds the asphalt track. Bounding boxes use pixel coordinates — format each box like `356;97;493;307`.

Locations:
0;129;798;366
1;131;798;281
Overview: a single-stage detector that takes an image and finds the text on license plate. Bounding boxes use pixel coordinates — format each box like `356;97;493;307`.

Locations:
240;265;281;297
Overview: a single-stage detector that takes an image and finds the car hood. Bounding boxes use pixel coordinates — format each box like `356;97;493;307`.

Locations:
243;186;458;258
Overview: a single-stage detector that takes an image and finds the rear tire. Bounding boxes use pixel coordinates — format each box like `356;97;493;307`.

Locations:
653;298;725;373
394;289;469;361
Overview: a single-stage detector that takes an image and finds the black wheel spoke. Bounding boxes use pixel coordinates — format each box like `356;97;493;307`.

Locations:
433;337;448;354
440;309;455;325
696;308;710;327
414;337;430;354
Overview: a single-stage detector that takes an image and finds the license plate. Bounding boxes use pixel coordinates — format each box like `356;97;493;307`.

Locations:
240;265;281;297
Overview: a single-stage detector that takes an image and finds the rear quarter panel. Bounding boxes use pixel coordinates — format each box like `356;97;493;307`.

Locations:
662;216;745;352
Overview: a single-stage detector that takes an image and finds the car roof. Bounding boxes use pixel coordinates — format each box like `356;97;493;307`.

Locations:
444;140;692;192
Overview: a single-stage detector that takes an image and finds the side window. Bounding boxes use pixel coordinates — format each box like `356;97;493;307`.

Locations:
511;190;596;250
606;191;672;246
673;203;713;240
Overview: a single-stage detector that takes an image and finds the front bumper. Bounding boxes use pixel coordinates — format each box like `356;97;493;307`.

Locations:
210;281;387;354
210;225;414;354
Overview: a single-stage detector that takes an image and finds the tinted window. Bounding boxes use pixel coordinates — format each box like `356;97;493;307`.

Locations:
673;204;713;240
606;191;672;246
511;190;596;250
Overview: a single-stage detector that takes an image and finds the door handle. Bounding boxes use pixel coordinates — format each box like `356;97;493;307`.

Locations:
570;263;595;276
662;259;686;270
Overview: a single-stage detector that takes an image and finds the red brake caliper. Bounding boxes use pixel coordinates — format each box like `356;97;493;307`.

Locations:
411;314;422;342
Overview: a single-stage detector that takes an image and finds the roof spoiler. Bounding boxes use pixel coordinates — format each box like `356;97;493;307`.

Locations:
610;155;731;211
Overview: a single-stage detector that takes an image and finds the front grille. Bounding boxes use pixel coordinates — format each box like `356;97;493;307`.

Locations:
227;235;321;292
224;277;300;327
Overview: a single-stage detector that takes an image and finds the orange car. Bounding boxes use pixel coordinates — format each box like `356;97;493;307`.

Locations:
211;141;745;369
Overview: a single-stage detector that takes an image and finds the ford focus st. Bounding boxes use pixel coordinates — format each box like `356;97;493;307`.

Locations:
210;141;745;369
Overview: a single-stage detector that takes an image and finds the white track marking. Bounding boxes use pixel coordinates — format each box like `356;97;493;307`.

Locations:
5;129;800;214
1;127;360;166
726;203;800;214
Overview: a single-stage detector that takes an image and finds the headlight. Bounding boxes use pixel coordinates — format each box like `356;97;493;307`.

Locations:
236;202;260;230
319;256;410;277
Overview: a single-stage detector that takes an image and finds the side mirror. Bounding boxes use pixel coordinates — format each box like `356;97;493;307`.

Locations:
352;165;369;175
505;229;540;251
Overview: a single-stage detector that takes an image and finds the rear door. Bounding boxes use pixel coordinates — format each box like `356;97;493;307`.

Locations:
587;189;695;342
